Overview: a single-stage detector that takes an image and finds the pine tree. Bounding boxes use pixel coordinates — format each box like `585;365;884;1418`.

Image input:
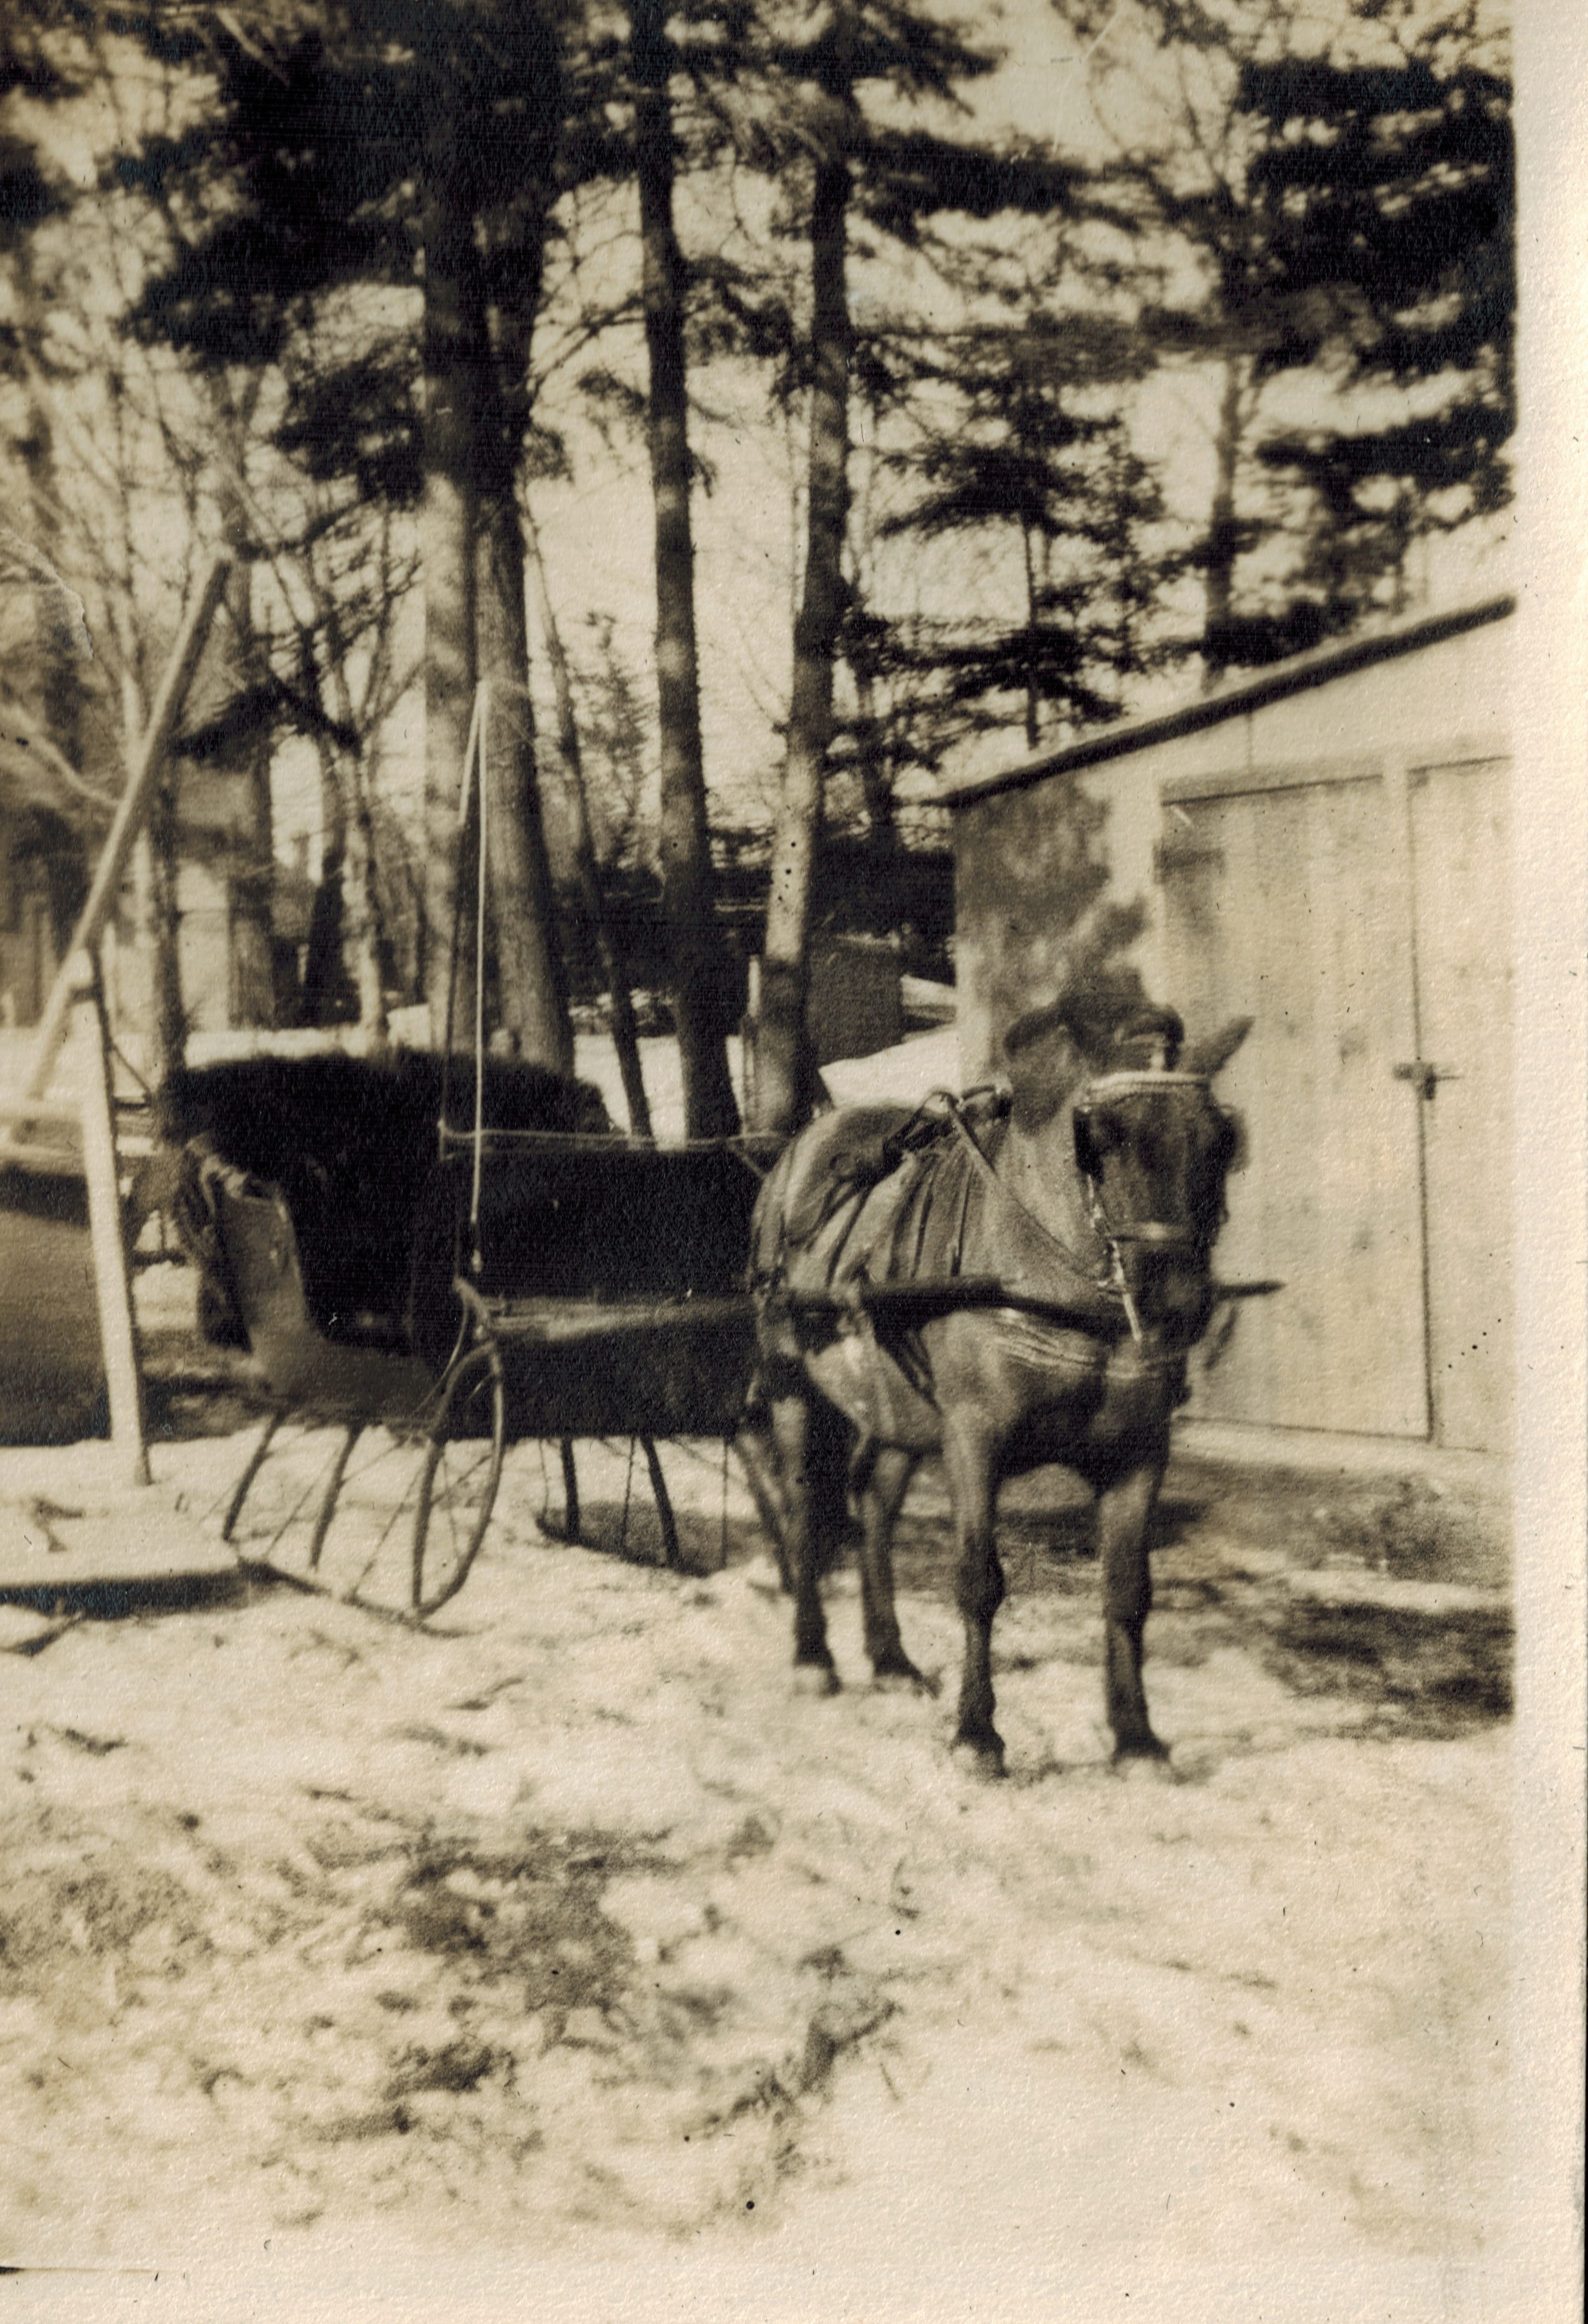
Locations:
1242;17;1513;625
744;0;1096;1132
630;0;742;1134
1068;0;1512;674
873;311;1176;756
1;12;93;954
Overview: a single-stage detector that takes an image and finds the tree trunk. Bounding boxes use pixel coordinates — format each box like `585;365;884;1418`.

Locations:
846;622;900;931
526;508;652;1135
1201;353;1245;691
421;175;481;1049
115;650;184;1086
474;487;573;1074
19;406;85;813
146;779;187;1085
633;0;740;1136
1020;515;1041;751
300;760;366;1034
754;117;853;1135
208;374;276;1030
345;780;389;1045
15;244;86;902
221;550;277;1027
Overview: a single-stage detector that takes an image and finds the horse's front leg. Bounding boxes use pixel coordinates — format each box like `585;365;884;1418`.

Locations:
941;1416;1006;1772
853;1442;929;1690
770;1389;841;1695
1096;1455;1170;1761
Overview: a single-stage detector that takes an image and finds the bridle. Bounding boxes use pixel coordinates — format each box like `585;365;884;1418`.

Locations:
1073;1070;1228;1338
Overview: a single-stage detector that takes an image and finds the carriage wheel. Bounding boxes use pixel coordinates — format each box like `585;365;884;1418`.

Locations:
640;1438;680;1570
306;1420;431;1603
410;1344;506;1618
221;1411;282;1542
307;1426;362;1570
222;1412;360;1574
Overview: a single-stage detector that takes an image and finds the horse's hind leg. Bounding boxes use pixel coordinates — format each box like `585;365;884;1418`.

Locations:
854;1443;929;1690
1097;1456;1170;1762
770;1389;842;1695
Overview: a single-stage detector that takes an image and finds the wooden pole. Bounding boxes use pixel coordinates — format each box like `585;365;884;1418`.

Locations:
74;961;150;1486
20;551;230;1105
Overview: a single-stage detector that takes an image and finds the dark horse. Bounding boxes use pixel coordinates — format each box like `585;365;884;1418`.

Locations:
745;995;1250;1773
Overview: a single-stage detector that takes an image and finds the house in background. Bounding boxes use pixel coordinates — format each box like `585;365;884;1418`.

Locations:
1;798;81;1029
3;552;293;1056
944;597;1514;1459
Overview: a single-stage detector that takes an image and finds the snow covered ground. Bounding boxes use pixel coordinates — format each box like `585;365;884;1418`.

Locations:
0;1399;1516;2322
0;1017;1538;2320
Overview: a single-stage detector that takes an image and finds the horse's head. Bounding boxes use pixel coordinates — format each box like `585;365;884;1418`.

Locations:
1071;1014;1251;1343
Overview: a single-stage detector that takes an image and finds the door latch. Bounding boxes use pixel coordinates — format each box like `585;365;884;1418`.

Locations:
1392;1060;1461;1101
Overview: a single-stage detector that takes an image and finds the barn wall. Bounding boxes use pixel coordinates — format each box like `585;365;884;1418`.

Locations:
948;606;1513;1452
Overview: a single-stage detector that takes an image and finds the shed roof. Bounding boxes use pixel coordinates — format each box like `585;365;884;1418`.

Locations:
938;594;1515;811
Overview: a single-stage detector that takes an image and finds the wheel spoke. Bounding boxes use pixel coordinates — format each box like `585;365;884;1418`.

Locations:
410;1347;505;1618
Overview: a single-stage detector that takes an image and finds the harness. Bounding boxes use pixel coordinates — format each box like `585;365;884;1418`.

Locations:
766;1073;1219;1394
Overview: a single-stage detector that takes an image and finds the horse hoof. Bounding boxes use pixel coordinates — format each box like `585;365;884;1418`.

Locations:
950;1736;1006;1781
1111;1737;1172;1779
793;1663;841;1699
871;1658;934;1696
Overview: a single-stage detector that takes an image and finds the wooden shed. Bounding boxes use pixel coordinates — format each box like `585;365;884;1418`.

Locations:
944;597;1514;1457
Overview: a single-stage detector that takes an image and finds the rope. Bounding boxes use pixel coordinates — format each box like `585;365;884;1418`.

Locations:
438;685;484;1148
435;1124;784;1159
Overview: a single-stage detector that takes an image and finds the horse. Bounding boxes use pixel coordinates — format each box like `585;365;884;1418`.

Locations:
745;995;1250;1774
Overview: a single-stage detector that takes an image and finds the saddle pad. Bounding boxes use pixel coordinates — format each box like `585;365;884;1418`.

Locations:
775;1088;1012;1253
773;1128;985;1304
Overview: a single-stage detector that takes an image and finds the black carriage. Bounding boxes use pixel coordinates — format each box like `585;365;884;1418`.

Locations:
196;1109;781;1616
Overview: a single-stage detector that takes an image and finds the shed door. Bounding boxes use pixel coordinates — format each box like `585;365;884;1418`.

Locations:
1408;759;1511;1452
1160;774;1430;1436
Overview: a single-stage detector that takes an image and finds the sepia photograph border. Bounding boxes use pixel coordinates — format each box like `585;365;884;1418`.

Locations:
2;5;1582;2320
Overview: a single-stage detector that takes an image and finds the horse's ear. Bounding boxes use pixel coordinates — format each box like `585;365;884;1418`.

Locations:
1184;1015;1253;1079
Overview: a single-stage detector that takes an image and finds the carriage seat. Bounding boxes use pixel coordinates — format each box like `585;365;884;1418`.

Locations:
185;1150;414;1357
